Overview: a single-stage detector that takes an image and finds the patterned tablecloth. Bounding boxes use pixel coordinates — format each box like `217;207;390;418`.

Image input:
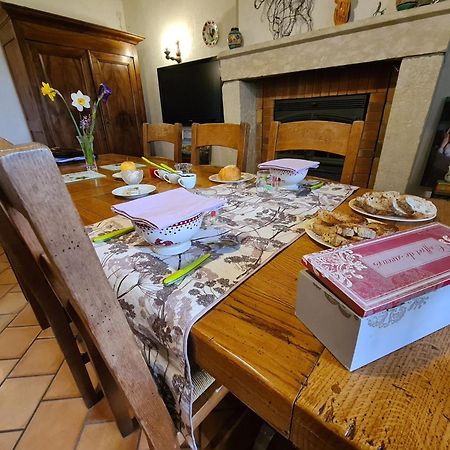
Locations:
88;182;358;448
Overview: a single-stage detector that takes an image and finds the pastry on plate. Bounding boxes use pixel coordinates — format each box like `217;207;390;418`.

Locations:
354;191;436;219
218;165;241;181
308;209;398;247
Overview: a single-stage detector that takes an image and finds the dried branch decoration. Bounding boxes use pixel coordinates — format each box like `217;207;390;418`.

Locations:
254;0;314;39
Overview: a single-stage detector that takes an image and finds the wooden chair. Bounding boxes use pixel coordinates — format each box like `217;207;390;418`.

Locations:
266;120;364;184
1;139;50;331
191;122;250;171
0;145;179;450
0;144;228;450
0;186;99;409
143;123;183;163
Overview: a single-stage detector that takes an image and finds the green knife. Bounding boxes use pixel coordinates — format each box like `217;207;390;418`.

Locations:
163;253;211;286
310;181;324;190
92;226;134;243
160;163;178;174
141;157;167;172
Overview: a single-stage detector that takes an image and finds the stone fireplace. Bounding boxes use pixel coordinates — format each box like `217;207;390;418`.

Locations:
218;3;450;193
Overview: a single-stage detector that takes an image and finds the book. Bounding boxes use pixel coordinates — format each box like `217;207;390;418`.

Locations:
302;223;450;317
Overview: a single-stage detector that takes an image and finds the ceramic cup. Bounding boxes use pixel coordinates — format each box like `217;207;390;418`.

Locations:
163;171;182;184
154;169;181;184
178;173;197;189
121;169;143;185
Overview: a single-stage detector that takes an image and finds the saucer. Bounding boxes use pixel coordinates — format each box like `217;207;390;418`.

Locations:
112;184;156;199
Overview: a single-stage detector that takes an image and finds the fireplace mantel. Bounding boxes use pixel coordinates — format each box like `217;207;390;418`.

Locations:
218;3;450;193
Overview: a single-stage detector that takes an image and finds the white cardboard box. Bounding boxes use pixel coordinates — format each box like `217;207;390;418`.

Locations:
296;270;450;371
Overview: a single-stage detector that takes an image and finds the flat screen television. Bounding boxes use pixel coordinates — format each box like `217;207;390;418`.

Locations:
157;57;224;126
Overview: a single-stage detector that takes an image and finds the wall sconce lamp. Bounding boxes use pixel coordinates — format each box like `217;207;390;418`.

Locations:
164;41;182;64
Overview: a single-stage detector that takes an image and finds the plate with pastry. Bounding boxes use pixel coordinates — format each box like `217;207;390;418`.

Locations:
302;209;398;248
349;191;437;222
209;165;255;184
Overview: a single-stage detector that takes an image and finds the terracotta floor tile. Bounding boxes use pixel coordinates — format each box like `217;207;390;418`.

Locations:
0;375;52;431
0;314;15;333
86;396;114;423
0;430;22;450
9;304;39;327
0;292;27;315
76;421;140;450
0;284;13;298
44;360;79;400
0;359;18;384
0;326;40;359
10;338;64;377
37;327;55;339
0;269;17;285
15;398;88;450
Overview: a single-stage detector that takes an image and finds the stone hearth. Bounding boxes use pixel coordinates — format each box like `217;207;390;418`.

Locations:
218;3;450;193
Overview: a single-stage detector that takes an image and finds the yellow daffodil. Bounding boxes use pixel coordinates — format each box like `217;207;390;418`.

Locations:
70;90;91;112
41;82;56;101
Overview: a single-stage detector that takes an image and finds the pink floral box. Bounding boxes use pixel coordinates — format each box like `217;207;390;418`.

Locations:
302;223;450;317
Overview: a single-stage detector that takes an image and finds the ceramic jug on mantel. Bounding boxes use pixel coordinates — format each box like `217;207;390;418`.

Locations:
227;27;243;49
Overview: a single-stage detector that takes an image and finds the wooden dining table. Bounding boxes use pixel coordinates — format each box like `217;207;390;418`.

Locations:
63;154;450;450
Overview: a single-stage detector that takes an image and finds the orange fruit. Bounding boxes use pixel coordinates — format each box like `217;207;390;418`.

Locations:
120;161;136;171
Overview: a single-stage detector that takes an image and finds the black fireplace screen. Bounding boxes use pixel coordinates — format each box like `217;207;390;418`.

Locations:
273;94;369;180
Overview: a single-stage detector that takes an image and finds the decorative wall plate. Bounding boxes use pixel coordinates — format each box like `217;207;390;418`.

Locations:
202;20;219;46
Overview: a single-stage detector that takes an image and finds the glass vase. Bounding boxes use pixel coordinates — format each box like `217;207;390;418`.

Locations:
77;135;97;172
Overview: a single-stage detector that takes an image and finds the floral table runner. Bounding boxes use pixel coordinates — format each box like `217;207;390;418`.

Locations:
88;182;358;448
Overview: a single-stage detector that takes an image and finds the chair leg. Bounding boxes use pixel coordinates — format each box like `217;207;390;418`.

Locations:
73;315;137;437
252;423;277;450
15;269;50;329
49;308;100;408
89;345;138;436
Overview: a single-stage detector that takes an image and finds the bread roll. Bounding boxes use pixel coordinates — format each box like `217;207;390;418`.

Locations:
218;165;241;181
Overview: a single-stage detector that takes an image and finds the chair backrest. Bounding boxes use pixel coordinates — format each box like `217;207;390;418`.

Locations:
143;123;182;163
191;122;250;171
266;120;364;184
0;145;179;450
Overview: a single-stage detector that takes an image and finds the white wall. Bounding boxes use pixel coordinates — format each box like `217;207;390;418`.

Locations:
240;0;396;45
122;0;396;161
123;0;236;125
0;0;126;144
1;0;398;146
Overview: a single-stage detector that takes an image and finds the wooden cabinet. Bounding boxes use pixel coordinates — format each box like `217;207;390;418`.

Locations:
0;2;146;155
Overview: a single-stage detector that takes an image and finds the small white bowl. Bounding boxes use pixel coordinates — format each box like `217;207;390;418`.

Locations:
134;212;205;255
269;168;308;190
121;169;144;185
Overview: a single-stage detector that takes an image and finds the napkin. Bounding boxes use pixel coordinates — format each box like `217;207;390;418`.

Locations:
258;158;320;173
112;188;225;229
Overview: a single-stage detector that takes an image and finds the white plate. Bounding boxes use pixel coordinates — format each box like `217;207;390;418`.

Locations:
112;184;156;199
112;172;122;179
349;198;436;222
208;172;255;184
303;217;387;248
302;218;334;248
